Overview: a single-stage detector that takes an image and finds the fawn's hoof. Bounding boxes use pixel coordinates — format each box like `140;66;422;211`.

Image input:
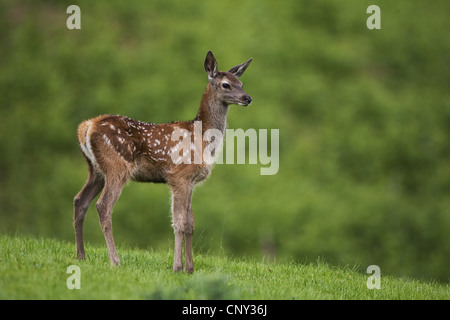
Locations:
185;266;194;274
173;264;183;272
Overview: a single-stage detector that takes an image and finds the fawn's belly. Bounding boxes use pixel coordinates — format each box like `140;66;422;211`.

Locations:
131;163;168;183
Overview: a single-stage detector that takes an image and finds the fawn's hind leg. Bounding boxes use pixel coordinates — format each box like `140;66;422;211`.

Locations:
73;168;104;260
95;175;127;267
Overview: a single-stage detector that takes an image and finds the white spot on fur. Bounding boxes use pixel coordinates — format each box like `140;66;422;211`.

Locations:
103;134;112;147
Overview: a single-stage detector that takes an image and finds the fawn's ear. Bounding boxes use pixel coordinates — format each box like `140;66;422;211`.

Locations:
204;51;218;80
228;58;252;78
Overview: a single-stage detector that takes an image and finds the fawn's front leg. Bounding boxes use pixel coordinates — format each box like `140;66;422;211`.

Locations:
184;189;195;273
171;184;193;272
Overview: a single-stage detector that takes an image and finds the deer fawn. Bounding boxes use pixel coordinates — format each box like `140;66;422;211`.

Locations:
73;51;252;273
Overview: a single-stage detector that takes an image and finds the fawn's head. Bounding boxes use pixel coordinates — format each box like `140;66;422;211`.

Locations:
204;51;252;107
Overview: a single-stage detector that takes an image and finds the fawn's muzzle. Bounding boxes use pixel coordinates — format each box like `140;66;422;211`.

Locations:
240;95;252;106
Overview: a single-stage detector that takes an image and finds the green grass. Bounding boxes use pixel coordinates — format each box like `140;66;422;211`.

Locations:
0;234;448;300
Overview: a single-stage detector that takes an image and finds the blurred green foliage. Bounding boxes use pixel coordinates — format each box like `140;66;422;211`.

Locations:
0;0;449;281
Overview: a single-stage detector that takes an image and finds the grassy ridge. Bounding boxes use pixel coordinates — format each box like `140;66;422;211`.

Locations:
0;234;448;300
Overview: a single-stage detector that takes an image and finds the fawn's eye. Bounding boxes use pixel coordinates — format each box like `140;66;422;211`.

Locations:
222;82;231;89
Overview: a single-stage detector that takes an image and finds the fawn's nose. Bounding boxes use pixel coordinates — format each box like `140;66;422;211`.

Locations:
244;95;252;105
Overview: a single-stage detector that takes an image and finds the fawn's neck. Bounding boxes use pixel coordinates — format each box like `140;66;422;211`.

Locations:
194;84;229;134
